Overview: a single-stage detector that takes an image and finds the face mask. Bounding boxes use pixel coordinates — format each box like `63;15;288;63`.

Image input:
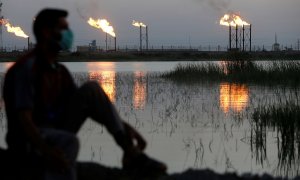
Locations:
59;29;74;51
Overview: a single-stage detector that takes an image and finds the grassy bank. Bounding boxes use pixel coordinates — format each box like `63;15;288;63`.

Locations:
161;61;300;85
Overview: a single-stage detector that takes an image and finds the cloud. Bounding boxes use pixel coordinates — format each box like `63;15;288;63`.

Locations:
74;0;102;19
198;0;231;12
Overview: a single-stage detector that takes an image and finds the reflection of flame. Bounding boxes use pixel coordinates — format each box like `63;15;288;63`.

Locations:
220;83;249;113
87;18;116;37
133;72;147;110
0;19;29;38
132;20;146;27
89;71;116;103
86;62;116;71
220;13;250;27
4;62;14;70
219;61;229;75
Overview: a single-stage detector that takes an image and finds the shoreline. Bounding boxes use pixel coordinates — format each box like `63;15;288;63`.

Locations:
0;51;299;62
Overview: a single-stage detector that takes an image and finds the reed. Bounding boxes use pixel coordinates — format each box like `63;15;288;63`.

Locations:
162;61;300;85
251;94;300;175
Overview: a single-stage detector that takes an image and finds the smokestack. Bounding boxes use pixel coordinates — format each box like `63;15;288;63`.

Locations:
114;37;117;52
235;25;238;50
250;24;252;52
229;26;231;51
27;37;30;51
242;25;245;52
105;33;108;51
146;26;149;51
140;26;142;52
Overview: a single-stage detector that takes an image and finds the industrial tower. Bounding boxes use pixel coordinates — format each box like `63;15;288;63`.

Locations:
0;1;3;51
0;0;4;52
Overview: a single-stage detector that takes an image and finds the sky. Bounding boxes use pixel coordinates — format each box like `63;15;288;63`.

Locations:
1;0;300;50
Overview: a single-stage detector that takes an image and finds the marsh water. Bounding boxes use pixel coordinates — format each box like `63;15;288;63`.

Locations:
0;61;299;177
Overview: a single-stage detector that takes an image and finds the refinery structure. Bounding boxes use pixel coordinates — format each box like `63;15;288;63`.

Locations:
0;1;3;51
0;1;298;54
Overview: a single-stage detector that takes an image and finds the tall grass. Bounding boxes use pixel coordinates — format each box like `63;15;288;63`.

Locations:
162;61;300;85
251;94;300;176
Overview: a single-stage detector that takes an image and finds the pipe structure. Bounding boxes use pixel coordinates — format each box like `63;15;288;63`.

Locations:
27;37;30;51
250;24;252;52
114;37;117;51
105;33;108;51
146;26;149;51
235;25;238;50
242;25;245;51
229;26;232;51
140;25;142;52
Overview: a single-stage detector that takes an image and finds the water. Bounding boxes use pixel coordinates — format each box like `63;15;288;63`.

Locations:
0;61;299;177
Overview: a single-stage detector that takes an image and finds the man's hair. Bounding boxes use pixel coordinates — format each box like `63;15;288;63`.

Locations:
33;9;68;42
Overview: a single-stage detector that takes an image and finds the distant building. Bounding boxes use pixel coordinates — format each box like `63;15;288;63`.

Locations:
272;33;280;51
77;46;90;52
77;40;100;53
89;40;97;51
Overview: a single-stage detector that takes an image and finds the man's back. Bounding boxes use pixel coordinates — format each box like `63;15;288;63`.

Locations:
3;51;77;150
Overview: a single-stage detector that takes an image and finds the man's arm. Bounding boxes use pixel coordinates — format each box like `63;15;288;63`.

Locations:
18;110;48;153
123;122;147;151
18;110;69;171
112;121;147;158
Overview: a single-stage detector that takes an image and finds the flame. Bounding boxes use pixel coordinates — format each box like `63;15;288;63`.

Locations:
132;20;146;28
0;19;29;38
220;83;249;113
87;17;116;37
220;13;250;27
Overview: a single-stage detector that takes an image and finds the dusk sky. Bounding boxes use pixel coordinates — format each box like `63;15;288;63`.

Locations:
2;0;300;50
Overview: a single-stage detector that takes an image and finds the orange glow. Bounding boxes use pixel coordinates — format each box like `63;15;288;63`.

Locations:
89;71;116;103
133;72;147;110
220;13;250;27
86;62;116;71
4;62;14;70
220;83;249;113
219;61;229;75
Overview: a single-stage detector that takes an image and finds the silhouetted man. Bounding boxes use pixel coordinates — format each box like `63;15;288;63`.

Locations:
3;9;166;180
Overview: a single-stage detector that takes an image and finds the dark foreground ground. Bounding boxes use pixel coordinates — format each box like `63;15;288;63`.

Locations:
0;148;298;180
78;162;296;180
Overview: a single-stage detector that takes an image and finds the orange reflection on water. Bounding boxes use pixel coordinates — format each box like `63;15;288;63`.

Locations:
89;71;116;103
86;62;116;71
220;83;249;113
133;72;147;110
5;62;14;70
219;61;229;75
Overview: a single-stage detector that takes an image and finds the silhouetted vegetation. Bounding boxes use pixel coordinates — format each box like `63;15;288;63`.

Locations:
251;93;300;176
162;61;300;85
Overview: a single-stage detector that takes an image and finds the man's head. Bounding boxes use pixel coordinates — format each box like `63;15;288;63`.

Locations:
33;9;73;52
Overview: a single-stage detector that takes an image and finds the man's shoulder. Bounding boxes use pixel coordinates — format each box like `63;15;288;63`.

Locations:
5;52;36;81
57;63;72;74
10;51;36;72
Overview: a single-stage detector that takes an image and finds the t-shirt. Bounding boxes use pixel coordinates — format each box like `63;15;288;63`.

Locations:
3;52;77;149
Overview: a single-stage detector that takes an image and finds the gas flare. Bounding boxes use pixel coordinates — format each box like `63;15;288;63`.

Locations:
0;19;29;38
87;18;116;37
220;13;250;27
132;20;146;27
